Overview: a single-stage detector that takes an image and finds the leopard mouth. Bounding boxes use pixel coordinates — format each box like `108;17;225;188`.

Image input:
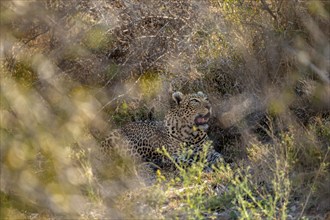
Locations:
194;112;210;126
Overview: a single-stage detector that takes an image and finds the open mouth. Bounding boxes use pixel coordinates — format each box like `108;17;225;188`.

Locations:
194;112;210;126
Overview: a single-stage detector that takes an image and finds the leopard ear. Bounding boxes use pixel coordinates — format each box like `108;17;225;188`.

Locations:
172;91;184;105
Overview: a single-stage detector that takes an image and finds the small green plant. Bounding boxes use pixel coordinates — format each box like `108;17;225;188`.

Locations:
229;132;297;219
145;143;235;219
230;163;291;220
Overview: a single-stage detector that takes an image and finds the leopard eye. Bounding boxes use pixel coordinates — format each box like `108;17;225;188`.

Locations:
189;98;200;104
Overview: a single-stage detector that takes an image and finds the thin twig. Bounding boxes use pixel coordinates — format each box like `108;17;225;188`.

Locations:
261;0;277;21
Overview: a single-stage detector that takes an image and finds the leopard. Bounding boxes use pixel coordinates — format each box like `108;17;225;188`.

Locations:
98;91;222;175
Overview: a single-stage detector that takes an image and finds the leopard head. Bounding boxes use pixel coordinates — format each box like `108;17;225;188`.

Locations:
165;91;211;145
